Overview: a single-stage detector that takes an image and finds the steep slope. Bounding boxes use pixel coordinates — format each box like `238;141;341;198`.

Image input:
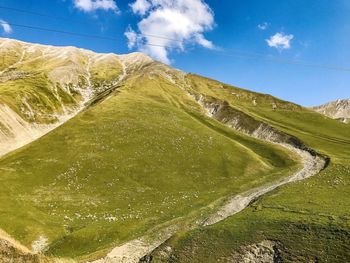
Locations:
0;39;305;262
1;39;348;263
0;38;153;157
148;75;350;263
311;99;350;123
94;77;328;262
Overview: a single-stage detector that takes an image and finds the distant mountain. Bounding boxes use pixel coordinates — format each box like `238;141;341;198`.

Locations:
311;99;350;123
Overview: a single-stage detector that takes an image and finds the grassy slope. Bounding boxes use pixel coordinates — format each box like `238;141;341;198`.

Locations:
0;41;80;124
0;71;301;260
151;75;350;262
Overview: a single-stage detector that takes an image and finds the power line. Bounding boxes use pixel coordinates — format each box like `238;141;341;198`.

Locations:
2;5;350;72
0;5;183;43
1;21;350;73
0;20;199;50
0;21;177;49
0;5;89;26
2;22;121;41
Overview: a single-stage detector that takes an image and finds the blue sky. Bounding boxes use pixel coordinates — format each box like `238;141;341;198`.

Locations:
0;0;349;106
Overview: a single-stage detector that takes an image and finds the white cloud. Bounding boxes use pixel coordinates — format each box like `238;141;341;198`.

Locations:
0;19;12;34
266;32;294;50
258;22;269;30
130;0;151;15
194;33;214;49
125;26;142;49
126;0;215;64
73;0;118;12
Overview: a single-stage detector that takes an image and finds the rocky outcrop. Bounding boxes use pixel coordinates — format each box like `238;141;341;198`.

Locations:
231;240;282;263
338;117;350;124
0;231;73;263
196;95;317;154
147;240;282;263
0;239;53;263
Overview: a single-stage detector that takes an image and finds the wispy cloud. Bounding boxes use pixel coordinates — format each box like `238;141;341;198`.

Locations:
266;32;294;50
73;0;118;12
0;19;12;34
257;22;270;30
126;0;215;64
125;26;142;49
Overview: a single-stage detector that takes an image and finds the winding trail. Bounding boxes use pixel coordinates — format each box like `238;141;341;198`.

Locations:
203;145;325;226
90;140;326;263
89;77;328;263
0;60;328;262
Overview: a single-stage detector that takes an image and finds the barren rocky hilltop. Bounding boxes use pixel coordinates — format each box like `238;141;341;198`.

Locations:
311;99;350;123
0;38;349;263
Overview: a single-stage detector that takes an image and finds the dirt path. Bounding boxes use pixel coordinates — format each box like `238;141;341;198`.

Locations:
203;145;325;225
88;144;325;263
88;80;327;262
0;70;327;263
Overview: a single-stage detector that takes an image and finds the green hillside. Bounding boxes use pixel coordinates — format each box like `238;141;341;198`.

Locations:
0;38;349;263
148;75;350;263
0;39;302;261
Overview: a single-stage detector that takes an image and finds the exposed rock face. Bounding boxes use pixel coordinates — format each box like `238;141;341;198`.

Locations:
311;99;350;123
143;240;282;263
339;117;350;124
231;240;282;263
0;239;50;263
195;95;318;154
